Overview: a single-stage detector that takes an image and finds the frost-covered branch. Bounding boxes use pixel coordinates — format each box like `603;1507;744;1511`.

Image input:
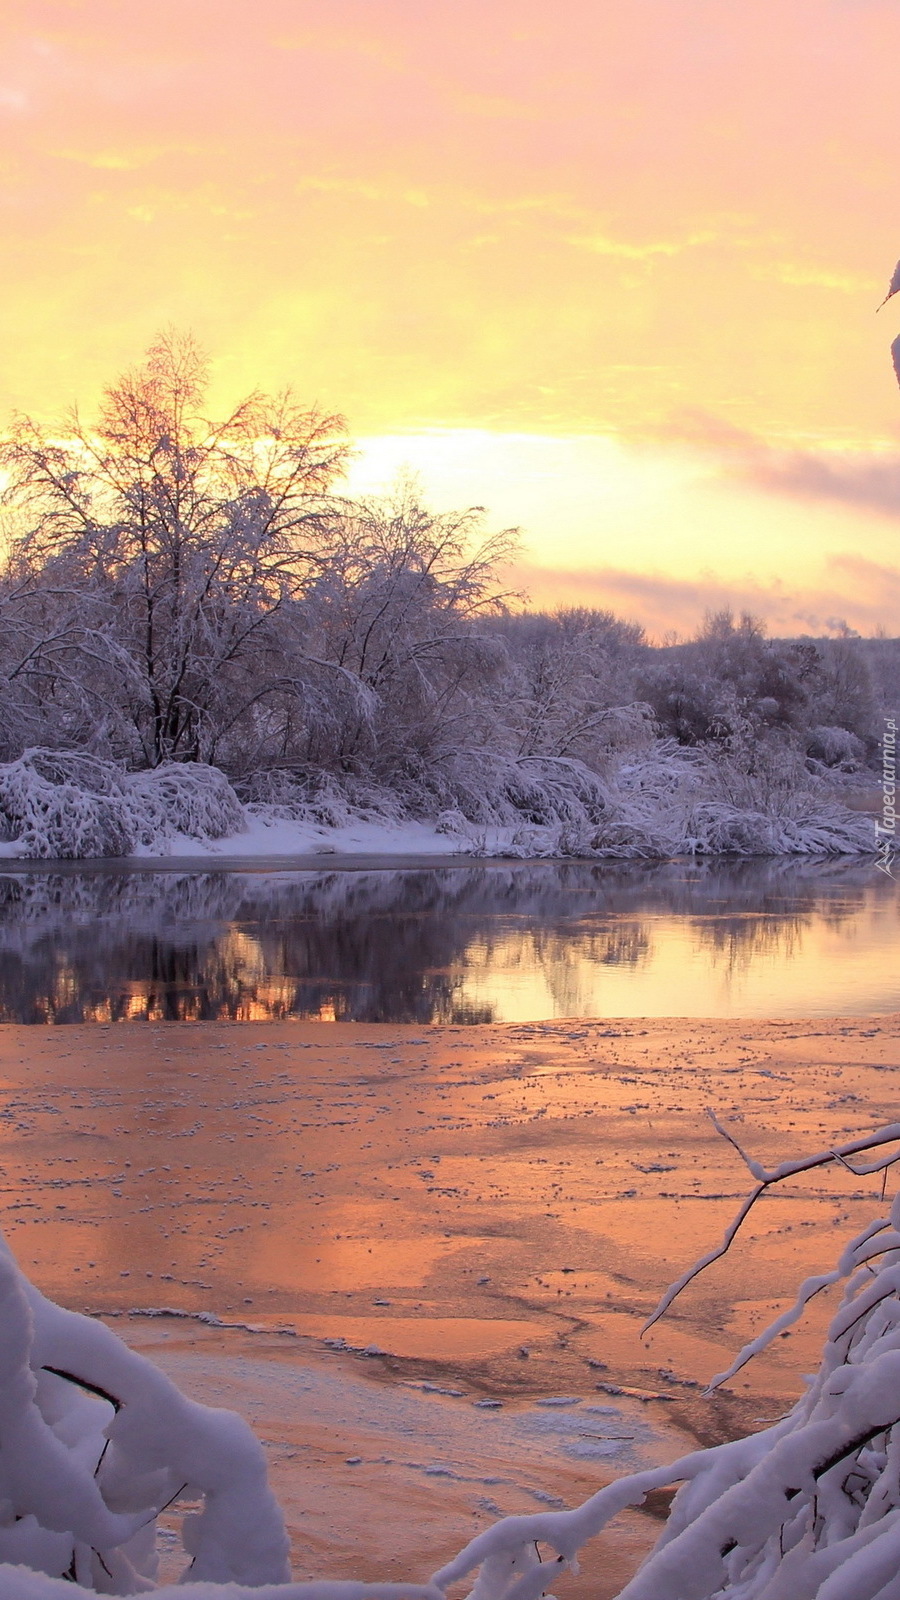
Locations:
0;1232;289;1589
644;1118;900;1339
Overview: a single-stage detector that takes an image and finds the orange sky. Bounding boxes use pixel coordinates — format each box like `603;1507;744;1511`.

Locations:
3;0;900;636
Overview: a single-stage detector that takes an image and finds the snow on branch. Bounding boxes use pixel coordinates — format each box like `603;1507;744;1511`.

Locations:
0;1232;289;1590
430;1178;900;1599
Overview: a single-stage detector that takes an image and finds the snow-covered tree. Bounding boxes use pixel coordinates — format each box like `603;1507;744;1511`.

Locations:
1;332;349;767
638;610;814;747
492;608;647;766
252;478;516;778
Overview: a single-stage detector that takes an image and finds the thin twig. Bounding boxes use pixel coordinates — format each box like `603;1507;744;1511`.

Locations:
643;1117;900;1335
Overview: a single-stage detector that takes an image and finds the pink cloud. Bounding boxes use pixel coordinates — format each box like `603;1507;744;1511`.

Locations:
509;554;900;641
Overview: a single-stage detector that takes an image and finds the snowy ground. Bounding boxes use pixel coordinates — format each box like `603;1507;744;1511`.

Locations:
143;811;475;861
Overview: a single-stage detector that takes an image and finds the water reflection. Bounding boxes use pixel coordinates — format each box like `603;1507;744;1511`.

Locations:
0;857;895;1023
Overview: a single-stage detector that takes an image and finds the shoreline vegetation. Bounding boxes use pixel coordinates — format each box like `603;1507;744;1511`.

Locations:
0;744;878;862
0;334;892;865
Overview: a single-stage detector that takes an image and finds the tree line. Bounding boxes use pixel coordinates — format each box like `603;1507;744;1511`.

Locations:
0;333;893;805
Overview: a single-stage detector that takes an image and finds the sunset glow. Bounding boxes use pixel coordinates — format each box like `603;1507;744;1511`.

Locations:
3;0;900;634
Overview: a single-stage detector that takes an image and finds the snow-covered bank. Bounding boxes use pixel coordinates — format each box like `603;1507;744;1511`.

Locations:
0;748;877;862
160;809;473;862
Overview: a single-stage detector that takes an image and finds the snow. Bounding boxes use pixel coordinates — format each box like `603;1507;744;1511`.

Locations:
0;1232;289;1591
158;809;469;862
0;1578;442;1599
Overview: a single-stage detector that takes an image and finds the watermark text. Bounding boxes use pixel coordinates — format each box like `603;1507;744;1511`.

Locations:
876;715;897;876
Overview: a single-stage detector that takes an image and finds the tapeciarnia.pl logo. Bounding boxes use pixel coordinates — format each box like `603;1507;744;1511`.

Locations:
876;715;897;878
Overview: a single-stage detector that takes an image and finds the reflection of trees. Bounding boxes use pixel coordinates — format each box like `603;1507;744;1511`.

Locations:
0;867;503;1023
462;919;652;1019
0;857;891;1024
659;858;881;981
537;922;652;1018
691;913;806;979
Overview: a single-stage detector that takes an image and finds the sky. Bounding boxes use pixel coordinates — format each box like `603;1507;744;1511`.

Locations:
2;0;900;638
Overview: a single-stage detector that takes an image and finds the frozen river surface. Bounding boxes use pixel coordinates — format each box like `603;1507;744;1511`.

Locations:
4;1013;900;1593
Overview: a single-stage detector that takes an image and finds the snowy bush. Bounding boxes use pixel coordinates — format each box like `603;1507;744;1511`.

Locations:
0;752;246;858
452;744;874;859
806;724;867;769
427;751;611;831
122;763;246;847
240;768;404;830
434;807;471;836
0;752;135;859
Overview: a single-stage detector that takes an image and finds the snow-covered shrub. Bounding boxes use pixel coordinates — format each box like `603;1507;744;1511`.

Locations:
0;1232;289;1591
452;742;873;859
600;741;871;857
680;798;872;857
122;763;245;846
807;724;867;769
0;752;247;858
435;807;471;836
435;751;613;830
240;755;627;846
239;767;403;829
0;751;135;859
